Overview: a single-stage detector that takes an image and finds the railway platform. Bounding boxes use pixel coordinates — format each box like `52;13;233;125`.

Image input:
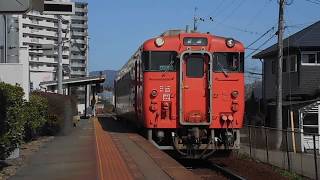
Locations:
10;115;200;180
94;115;201;180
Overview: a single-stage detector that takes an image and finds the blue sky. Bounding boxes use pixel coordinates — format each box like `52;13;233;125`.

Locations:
87;0;320;81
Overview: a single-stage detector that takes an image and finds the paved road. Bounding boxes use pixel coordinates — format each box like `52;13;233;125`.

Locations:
10;119;97;180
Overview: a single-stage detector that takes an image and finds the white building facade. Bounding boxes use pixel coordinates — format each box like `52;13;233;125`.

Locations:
70;2;89;106
70;2;88;78
21;11;71;91
1;1;89;106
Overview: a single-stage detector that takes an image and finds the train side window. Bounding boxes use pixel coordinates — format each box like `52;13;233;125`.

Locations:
186;57;204;78
142;51;178;71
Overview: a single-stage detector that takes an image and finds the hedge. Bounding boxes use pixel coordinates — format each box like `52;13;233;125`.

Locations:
23;94;48;141
0;82;78;159
0;82;25;160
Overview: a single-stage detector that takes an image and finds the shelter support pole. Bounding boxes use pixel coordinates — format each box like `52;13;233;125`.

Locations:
84;85;88;118
290;111;296;153
318;104;320;154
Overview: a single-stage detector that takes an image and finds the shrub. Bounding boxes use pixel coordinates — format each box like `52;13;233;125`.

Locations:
42;114;60;136
0;82;25;160
23;94;48;141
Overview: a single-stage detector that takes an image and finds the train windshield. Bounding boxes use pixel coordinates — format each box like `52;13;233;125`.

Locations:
213;52;244;73
142;51;178;71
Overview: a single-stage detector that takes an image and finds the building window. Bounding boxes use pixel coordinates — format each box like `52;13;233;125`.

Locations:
290;55;297;72
301;52;319;65
282;57;287;72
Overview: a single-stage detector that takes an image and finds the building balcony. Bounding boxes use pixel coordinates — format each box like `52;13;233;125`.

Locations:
22;18;69;30
72;39;86;44
71;16;88;21
23;37;55;45
29;57;69;65
30;66;56;72
71;63;86;68
70;46;85;52
71;55;86;60
71;70;86;76
26;12;57;21
71;24;88;29
72;31;87;36
75;7;88;13
24;28;57;37
23;37;70;47
29;49;69;56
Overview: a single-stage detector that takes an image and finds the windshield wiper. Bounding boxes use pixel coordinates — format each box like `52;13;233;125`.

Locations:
217;61;229;77
164;60;175;72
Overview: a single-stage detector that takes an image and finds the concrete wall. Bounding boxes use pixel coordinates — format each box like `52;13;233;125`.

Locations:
30;71;54;90
0;47;29;100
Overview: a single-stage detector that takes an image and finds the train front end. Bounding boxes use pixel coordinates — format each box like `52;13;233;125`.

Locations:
142;31;245;158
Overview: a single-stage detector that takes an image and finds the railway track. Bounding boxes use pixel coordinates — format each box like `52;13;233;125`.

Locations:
176;158;246;180
210;162;246;180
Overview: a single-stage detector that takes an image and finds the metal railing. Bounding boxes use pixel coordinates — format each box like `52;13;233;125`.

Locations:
240;125;319;180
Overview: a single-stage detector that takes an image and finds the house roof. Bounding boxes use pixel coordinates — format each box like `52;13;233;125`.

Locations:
252;21;320;59
267;98;320;109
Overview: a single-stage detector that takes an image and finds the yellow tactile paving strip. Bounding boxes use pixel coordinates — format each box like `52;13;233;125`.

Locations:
93;118;134;180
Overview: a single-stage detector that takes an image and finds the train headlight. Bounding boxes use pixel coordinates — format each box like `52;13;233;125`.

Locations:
221;114;228;121
226;38;235;48
231;91;239;98
155;37;165;47
151;89;158;97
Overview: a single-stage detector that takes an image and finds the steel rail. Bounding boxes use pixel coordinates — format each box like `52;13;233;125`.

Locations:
210;162;246;180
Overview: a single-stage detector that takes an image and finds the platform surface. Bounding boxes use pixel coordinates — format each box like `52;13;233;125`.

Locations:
10;116;201;180
95;116;201;180
10;119;97;180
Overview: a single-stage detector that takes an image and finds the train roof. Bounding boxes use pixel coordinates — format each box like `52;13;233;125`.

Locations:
142;29;245;52
116;30;245;81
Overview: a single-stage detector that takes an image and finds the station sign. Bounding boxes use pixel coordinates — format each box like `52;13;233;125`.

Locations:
0;0;74;15
43;1;75;15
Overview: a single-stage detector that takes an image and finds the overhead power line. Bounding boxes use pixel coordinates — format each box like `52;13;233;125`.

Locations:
213;20;262;35
245;33;277;59
305;0;320;5
220;0;248;23
246;0;272;27
246;26;275;49
245;47;265;51
245;71;263;76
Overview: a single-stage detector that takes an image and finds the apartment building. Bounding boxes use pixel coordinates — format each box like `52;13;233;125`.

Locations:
70;2;89;104
70;2;88;79
1;1;89;107
21;11;72;91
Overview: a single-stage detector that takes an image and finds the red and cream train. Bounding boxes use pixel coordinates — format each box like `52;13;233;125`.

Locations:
114;30;245;158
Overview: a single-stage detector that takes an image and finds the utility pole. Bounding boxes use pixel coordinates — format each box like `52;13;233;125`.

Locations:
4;15;7;63
276;0;285;147
193;7;198;31
57;15;63;94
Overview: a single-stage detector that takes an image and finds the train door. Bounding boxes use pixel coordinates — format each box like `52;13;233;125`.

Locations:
180;53;212;125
